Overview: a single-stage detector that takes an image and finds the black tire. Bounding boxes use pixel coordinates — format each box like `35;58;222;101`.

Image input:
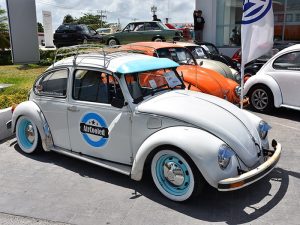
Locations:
248;85;274;112
107;38;119;46
150;148;204;202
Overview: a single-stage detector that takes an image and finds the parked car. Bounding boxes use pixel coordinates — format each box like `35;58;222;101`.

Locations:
244;44;300;112
176;42;240;83
232;42;296;80
96;27;114;36
194;41;239;71
53;24;102;48
119;42;247;105
6;48;281;202
102;21;182;46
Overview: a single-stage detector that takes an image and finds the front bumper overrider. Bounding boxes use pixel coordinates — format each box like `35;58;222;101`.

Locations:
218;140;281;191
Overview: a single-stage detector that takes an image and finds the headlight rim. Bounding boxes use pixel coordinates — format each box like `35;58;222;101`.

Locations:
258;120;271;139
218;144;235;170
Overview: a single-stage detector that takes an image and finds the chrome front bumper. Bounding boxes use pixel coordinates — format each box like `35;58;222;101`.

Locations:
218;140;281;191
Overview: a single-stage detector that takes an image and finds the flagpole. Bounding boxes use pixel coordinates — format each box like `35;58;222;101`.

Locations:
240;63;245;109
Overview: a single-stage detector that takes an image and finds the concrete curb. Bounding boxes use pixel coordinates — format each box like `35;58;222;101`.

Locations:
0;107;13;141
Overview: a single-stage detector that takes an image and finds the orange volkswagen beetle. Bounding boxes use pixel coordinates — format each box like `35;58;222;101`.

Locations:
120;42;247;105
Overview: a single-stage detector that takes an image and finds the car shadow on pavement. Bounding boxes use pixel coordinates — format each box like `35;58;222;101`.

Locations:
14;144;298;225
248;107;300;122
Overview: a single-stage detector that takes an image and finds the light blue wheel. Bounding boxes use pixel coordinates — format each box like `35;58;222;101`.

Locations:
16;116;39;154
151;150;195;201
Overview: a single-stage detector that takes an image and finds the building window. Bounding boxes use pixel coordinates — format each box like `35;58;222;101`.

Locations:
216;0;300;46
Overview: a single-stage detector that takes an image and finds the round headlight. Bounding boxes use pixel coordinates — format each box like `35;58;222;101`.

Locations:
234;71;241;82
235;86;242;97
218;144;235;170
258;121;271;139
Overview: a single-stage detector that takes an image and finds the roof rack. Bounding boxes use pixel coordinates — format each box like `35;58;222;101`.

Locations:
53;44;136;68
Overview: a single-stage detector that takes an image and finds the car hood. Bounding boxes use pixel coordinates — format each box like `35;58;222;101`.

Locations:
196;59;234;80
136;90;261;167
177;65;229;98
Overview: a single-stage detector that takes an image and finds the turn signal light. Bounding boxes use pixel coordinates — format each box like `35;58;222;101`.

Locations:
229;181;245;189
11;104;17;113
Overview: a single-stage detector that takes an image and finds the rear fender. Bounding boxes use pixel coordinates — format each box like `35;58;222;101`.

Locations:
12;101;53;151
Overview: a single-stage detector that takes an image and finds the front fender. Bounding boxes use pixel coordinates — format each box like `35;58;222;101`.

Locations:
12;101;53;151
244;75;282;107
131;126;240;188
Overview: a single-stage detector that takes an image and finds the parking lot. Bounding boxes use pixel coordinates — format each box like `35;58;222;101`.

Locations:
0;108;299;225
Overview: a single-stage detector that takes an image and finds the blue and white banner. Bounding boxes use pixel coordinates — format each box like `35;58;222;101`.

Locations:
241;0;274;65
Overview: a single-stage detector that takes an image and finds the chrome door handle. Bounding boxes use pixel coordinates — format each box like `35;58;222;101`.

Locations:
67;106;80;112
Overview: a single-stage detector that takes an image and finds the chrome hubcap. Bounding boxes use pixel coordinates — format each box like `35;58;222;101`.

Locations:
163;162;184;186
25;124;35;143
252;89;268;110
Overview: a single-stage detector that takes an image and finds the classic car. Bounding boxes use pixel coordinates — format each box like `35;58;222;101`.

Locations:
119;42;247;105
244;44;300;112
175;42;240;83
102;21;182;46
194;41;239;71
7;47;281;202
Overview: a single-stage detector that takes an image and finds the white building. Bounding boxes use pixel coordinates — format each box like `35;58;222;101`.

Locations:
196;0;300;56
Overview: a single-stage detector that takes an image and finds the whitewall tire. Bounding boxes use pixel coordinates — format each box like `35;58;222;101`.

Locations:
151;149;199;202
16;116;41;154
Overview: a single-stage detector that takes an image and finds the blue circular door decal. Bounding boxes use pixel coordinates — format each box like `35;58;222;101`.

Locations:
80;113;109;147
242;0;272;24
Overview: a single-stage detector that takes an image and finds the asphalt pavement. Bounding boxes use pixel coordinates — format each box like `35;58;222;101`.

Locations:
0;108;299;225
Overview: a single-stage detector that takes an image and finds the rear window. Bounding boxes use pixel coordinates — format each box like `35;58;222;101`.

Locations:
56;24;82;32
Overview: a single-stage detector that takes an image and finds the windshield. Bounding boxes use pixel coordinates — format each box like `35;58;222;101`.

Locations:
125;68;184;103
156;48;196;65
201;44;219;55
186;46;208;59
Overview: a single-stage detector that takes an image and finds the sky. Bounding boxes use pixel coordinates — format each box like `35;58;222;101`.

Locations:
0;0;195;30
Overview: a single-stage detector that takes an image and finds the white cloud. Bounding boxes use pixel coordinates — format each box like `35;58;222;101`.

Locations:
0;0;195;31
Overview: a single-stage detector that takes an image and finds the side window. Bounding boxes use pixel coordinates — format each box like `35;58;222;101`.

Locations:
34;69;68;97
148;22;161;30
273;51;300;70
123;23;135;32
73;70;124;104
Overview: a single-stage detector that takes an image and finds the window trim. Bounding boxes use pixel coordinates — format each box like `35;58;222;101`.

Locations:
71;67;123;105
272;51;300;71
33;68;69;98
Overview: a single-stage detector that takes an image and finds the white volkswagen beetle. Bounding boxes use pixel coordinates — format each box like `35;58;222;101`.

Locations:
7;48;281;202
244;44;300;112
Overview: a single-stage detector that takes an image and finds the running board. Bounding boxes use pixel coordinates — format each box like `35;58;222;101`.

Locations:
280;104;300;111
50;147;132;176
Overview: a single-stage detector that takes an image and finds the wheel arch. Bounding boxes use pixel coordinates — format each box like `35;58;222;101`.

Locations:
244;75;282;108
12;101;54;151
130;126;227;188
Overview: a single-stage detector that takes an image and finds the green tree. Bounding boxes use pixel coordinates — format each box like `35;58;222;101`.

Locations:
37;22;44;32
76;13;108;30
0;7;10;51
63;14;75;24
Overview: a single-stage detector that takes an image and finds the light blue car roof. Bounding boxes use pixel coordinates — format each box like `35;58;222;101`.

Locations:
115;57;179;74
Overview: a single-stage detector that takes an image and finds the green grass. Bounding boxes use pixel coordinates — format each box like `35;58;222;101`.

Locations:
0;65;47;109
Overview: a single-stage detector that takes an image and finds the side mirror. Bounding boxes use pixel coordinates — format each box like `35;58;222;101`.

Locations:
111;97;125;108
199;61;203;66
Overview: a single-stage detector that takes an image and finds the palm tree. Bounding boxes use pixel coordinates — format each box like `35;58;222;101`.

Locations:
0;7;10;51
